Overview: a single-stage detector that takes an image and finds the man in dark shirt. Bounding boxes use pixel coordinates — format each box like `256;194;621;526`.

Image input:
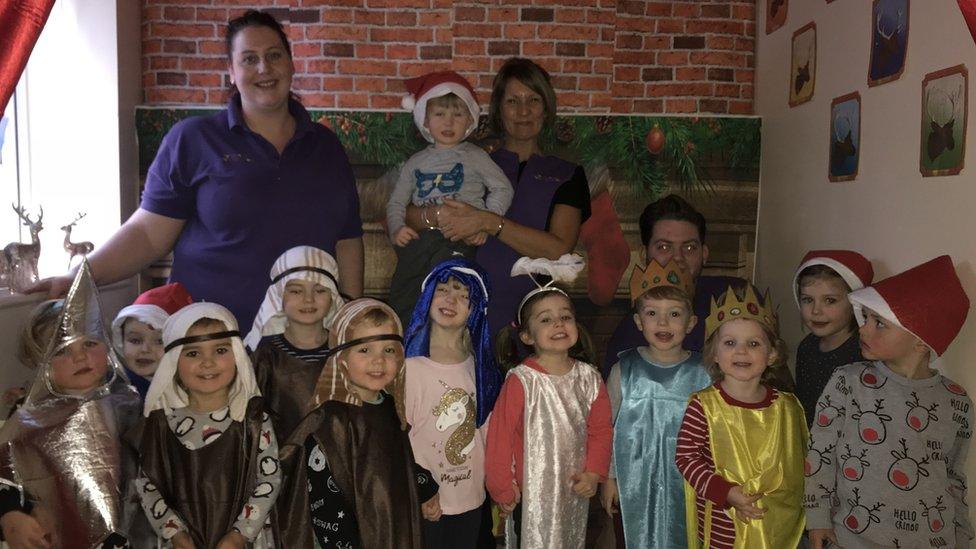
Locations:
602;195;746;375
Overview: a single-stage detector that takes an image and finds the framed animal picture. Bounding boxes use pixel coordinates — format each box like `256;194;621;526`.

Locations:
868;0;909;87
920;65;968;177
766;0;788;34
829;92;861;182
790;23;816;107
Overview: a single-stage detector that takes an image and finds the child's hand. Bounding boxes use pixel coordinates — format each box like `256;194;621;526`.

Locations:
171;531;197;549
393;226;419;247
462;232;488;246
0;511;51;549
600;477;619;515
726;486;765;522
571;471;600;499
214;530;246;549
496;480;521;519
2;387;25;407
809;528;837;549
421;493;442;521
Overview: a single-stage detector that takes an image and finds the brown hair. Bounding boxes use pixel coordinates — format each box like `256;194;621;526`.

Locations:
187;317;228;334
702;319;795;392
634;285;693;313
226;10;291;59
18;300;63;369
487;57;557;136
343;308;404;362
797;264;858;332
494;290;594;371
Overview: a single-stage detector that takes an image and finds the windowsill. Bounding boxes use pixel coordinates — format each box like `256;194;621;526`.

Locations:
0;279;132;312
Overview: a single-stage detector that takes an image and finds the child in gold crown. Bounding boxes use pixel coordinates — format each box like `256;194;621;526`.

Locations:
675;285;807;549
601;259;711;549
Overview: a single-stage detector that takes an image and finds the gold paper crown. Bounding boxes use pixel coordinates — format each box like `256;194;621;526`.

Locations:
704;285;778;339
629;258;695;302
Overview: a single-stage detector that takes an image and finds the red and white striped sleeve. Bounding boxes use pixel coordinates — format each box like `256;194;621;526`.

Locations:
675;396;736;507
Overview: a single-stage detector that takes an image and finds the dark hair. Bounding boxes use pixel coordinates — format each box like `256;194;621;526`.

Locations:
187;317;228;333
634;285;693;314
494;290;594;371
226;10;291;59
638;194;707;247
797;265;858;332
488;58;558;136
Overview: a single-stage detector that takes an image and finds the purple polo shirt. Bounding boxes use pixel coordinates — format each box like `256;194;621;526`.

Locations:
141;94;363;330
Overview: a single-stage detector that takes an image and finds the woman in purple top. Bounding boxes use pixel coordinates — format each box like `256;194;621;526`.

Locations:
31;11;364;330
410;58;591;338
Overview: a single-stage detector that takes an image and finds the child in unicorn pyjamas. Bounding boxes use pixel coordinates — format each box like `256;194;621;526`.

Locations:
402;258;503;548
386;70;513;327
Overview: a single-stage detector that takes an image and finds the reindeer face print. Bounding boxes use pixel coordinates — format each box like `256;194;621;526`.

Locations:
920;496;947;533
840;444;870;482
859;366;887;389
816;395;845;428
888;438;930;491
905;391;939;432
851;398;892;444
805;443;834;477
844;487;885;534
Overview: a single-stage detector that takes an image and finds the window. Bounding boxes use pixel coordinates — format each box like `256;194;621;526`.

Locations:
0;0;125;280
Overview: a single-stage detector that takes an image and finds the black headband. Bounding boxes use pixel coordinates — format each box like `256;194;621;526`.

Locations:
324;333;403;359
165;330;241;353
272;266;339;287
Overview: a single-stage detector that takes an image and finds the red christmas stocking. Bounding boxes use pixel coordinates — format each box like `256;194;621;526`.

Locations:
580;190;630;306
0;0;56;113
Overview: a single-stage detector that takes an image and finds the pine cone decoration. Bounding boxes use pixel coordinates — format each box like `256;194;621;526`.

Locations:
595;116;614;135
556;118;575;143
473;115;492;140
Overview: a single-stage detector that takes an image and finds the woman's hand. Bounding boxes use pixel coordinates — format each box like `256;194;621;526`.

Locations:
600;477;619;515
23;275;73;299
214;530;246;549
170;531;196;549
421;493;442;521
0;511;51;549
571;471;600;499
437;200;492;241
727;486;765;522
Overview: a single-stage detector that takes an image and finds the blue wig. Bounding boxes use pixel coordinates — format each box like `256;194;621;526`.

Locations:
404;258;501;427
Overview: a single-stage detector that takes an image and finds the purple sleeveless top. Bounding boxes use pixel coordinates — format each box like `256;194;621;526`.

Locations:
476;149;578;337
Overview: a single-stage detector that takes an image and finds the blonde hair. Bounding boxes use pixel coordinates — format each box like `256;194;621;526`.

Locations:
634;285;693;313
426;93;468;115
702;318;794;392
19;300;64;369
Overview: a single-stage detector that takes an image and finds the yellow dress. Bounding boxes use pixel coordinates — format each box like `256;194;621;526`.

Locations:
684;386;808;548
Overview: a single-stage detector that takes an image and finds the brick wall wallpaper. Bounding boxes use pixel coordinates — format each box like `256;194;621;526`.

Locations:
142;0;756;114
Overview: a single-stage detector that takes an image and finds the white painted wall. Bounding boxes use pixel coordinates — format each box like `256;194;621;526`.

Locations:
756;0;976;521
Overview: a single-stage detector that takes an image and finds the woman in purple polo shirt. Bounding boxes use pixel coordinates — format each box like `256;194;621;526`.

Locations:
33;11;364;330
412;58;591;337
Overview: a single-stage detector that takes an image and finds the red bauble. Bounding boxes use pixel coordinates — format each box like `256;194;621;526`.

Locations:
645;124;665;155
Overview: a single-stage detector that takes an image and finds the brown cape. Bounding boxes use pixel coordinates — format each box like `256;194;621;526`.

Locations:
252;339;323;442
134;397;264;548
274;397;426;548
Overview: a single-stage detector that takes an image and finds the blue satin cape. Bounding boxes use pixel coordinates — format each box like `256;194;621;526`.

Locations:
613;349;711;548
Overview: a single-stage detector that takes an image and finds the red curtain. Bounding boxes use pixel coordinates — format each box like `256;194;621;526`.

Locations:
0;0;56;114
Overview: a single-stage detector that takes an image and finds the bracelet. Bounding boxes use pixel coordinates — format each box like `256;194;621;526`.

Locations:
493;216;506;238
421;207;436;230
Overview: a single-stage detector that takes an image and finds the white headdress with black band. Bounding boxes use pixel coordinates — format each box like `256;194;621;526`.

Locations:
144;302;259;422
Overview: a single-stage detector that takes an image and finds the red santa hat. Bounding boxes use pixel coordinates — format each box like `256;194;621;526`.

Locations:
111;282;193;348
792;250;874;309
401;70;480;143
847;255;970;358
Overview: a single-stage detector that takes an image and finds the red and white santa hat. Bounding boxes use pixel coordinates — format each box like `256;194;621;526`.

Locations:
848;255;970;358
401;70;480;143
792;250;874;309
111;282;193;349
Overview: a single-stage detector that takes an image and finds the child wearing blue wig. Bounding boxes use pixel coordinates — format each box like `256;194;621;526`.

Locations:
403;258;502;549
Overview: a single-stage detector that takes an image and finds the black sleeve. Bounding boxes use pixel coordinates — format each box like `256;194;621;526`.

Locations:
0;484;30;522
414;462;439;503
548;166;592;226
